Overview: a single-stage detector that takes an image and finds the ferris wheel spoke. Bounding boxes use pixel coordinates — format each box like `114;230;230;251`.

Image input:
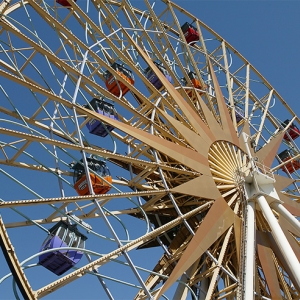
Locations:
157;197;237;297
255;132;284;168
279;194;300;217
0;190;167;210
208;60;240;144
159;109;213;152
273;174;296;192
172;176;221;200
221;41;238;131
83;112;209;173
202;226;235;300
256;230;283;298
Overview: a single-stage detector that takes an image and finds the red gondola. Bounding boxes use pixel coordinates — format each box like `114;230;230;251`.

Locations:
278;149;300;173
104;63;134;97
71;158;112;196
56;0;76;7
181;22;199;45
282;119;300;142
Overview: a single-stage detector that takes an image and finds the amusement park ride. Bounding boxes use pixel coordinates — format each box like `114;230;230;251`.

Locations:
0;0;299;299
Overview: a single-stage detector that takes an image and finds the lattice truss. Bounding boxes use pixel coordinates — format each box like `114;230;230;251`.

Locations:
0;0;299;299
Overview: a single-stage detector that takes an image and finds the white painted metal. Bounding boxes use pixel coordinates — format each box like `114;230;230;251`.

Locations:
256;195;300;287
271;202;300;236
241;131;300;296
244;200;256;300
242;132;256;300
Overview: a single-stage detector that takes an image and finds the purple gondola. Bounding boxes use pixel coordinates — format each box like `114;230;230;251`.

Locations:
235;106;244;123
85;98;118;137
39;220;87;276
145;62;172;90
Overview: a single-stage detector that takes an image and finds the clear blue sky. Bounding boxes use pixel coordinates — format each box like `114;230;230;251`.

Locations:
1;0;300;299
176;0;300;116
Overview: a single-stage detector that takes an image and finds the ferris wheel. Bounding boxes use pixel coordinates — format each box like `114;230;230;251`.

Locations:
0;0;299;299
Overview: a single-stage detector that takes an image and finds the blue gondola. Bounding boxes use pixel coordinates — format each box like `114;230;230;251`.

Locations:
145;62;172;90
39;221;87;275
85;98;118;137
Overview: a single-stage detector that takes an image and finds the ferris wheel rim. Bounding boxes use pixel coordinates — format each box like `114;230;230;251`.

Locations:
0;0;299;299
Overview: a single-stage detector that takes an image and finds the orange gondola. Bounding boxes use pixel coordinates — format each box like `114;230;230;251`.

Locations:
71;158;112;196
188;71;206;94
104;63;134;97
181;71;206;96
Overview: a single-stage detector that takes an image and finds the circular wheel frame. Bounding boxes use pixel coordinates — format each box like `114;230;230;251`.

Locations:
0;0;299;299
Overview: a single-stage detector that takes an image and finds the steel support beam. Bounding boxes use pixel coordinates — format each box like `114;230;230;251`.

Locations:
244;200;256;300
271;202;300;235
0;216;36;299
256;195;300;287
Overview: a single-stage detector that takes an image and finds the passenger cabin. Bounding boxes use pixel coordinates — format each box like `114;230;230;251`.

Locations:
182;71;206;96
56;0;76;7
85;98;118;137
282;119;300;142
188;71;205;91
72;158;112;196
278;149;300;173
104;63;134;97
235;106;244;123
39;221;87;275
181;22;199;45
225;103;244;124
145;62;172;90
